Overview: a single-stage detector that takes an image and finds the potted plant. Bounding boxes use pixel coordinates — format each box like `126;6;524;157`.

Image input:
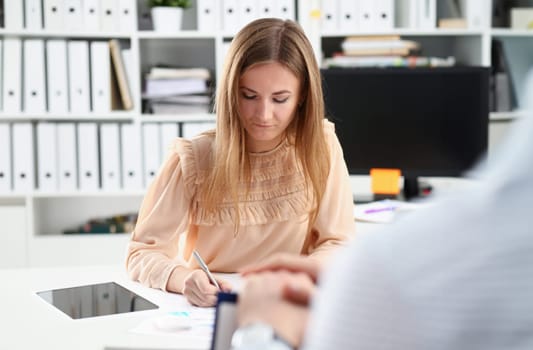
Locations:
148;0;192;32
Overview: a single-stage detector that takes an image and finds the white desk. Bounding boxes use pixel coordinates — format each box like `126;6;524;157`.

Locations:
0;222;379;350
0;265;212;350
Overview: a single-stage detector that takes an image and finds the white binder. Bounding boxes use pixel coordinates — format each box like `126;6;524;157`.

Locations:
12;123;35;193
25;0;44;30
36;123;59;192
338;0;360;31
83;0;101;32
181;122;216;139
275;0;295;20
46;40;69;114
68;40;91;113
120;123;143;190
23;39;47;114
100;0;119;32
4;1;24;30
395;0;418;29
3;38;22;113
90;41;112;113
321;0;339;33
0;39;3;111
197;0;217;31
77;123;100;191
99;123;121;191
240;0;258;27
375;0;394;30
256;0;273;18
159;122;179;161
358;0;376;31
118;0;136;32
64;0;84;31
43;0;64;31
142;123;161;187
0;124;12;193
222;0;241;35
417;0;436;29
57;123;78;191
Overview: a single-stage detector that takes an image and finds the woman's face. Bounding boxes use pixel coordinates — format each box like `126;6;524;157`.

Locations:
238;61;301;153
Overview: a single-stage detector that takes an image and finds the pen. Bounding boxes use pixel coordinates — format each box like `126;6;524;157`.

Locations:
364;206;397;214
192;250;221;290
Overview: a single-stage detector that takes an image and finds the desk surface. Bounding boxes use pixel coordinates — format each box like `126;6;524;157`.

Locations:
0;222;379;350
0;265;212;350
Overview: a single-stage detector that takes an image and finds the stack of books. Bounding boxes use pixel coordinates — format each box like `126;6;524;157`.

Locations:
323;35;455;68
143;66;213;114
146;94;212;115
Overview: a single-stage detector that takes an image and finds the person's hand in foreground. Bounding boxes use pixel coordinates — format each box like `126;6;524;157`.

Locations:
183;270;233;307
241;253;322;304
237;270;316;348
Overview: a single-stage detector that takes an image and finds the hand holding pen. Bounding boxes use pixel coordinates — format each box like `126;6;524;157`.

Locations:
181;250;232;307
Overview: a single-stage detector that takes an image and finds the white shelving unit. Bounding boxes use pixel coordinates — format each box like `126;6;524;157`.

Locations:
0;0;530;267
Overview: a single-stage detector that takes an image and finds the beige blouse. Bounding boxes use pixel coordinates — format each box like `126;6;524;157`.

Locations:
126;120;355;291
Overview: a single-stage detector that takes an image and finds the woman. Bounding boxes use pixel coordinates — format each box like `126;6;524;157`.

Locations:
126;18;355;307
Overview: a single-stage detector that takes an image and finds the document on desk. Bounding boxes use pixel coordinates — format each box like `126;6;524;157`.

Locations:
129;307;215;338
123;273;242;350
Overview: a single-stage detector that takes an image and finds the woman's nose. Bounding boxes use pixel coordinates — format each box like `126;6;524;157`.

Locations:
255;100;272;121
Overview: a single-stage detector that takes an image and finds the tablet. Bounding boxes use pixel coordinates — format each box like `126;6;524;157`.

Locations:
36;282;158;319
210;292;239;350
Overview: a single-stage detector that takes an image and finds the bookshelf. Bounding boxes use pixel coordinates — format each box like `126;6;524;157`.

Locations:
0;0;529;267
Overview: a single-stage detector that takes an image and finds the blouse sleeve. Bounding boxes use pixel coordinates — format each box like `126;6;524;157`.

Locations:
305;121;355;262
125;138;197;291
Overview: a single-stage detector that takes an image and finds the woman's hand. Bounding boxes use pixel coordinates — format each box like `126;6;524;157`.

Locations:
181;270;232;307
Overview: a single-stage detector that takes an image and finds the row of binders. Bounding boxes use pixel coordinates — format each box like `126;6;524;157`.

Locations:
321;0;488;32
0;121;215;193
3;0;136;33
321;0;395;32
197;0;296;34
0;38;132;114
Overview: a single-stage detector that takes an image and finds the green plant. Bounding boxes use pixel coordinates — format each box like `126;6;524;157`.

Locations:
147;0;191;8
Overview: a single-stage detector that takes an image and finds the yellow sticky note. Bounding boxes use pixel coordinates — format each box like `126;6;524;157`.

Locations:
370;168;401;195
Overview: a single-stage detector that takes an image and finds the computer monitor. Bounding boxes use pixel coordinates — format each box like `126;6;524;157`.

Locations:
321;67;489;199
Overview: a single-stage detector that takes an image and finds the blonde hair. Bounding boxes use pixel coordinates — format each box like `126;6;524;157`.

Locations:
202;18;330;230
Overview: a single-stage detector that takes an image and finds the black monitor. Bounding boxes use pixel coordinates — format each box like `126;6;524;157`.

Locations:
321;67;489;199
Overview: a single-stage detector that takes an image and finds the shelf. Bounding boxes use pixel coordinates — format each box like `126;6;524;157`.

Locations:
137;30;217;39
490;110;528;121
0;0;527;268
31;191;146;198
321;28;486;38
0;112;137;122
0;29;132;39
0;196;27;206
36;232;130;238
141;113;216;122
491;28;533;38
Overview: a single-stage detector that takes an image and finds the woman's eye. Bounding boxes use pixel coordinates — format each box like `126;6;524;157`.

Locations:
273;97;289;103
242;93;256;100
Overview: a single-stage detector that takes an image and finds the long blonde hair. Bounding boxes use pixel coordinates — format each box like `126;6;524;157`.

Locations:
202;18;330;229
